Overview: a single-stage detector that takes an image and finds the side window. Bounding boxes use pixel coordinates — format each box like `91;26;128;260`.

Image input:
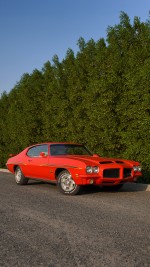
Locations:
27;145;48;157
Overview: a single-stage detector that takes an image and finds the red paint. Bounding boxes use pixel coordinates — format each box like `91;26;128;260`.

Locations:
6;142;142;186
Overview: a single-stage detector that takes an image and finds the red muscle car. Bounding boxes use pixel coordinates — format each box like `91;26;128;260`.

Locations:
6;142;142;195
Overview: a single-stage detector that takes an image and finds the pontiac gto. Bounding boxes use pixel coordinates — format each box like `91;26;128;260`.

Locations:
6;143;142;195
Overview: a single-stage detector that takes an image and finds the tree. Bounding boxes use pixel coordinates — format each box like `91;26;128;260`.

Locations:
0;11;150;183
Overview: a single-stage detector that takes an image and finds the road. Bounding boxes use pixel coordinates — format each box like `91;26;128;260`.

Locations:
0;172;150;267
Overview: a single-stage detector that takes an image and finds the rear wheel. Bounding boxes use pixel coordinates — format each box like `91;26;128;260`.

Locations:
57;170;82;195
15;166;28;185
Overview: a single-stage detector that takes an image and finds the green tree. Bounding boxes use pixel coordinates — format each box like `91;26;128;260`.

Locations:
0;11;150;184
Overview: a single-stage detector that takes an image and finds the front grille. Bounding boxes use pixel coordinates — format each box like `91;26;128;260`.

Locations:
103;168;120;178
123;168;132;178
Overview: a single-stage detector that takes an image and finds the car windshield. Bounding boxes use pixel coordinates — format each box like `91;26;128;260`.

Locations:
50;144;93;156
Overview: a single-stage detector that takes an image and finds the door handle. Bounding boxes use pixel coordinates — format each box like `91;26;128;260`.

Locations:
28;159;32;162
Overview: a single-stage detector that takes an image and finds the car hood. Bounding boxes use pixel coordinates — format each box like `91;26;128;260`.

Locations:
54;155;137;166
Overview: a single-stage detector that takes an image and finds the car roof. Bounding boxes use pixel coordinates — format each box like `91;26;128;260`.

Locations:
28;142;82;148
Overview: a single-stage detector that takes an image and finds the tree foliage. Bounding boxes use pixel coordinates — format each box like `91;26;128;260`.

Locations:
0;12;150;182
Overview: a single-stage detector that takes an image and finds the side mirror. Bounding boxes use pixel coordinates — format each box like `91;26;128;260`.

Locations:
39;152;47;157
93;154;100;157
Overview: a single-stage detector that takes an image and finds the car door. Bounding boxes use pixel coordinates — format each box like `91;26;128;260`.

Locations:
23;144;50;179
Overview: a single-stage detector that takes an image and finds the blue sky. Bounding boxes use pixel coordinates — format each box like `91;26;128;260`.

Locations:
0;0;149;95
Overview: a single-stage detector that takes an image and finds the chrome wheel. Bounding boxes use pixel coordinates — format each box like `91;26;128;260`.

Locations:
15;168;22;183
60;173;76;192
57;170;82;195
15;166;28;185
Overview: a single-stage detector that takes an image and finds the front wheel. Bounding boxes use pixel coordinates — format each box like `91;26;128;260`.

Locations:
15;166;28;185
57;170;82;195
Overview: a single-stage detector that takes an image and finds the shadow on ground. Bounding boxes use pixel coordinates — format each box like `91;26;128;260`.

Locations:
82;183;150;194
27;180;149;194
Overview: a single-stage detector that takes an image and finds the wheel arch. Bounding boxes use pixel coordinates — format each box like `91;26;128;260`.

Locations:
13;165;19;172
55;168;70;179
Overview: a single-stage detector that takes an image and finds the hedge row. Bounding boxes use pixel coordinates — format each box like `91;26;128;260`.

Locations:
0;12;150;182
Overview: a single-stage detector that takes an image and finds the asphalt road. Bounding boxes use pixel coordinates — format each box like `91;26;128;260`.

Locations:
0;172;150;267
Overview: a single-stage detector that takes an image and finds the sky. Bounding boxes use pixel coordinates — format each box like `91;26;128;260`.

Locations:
0;0;149;95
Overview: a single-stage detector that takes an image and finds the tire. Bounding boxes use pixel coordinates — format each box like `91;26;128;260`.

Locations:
57;170;82;195
15;166;28;185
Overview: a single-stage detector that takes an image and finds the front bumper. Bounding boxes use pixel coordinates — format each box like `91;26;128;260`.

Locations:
74;169;142;186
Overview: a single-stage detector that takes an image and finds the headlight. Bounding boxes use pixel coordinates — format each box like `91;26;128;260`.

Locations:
133;165;142;172
86;166;93;174
93;166;99;173
137;166;142;172
133;166;138;172
86;166;99;174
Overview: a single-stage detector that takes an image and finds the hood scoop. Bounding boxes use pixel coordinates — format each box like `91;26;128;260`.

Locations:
99;161;113;164
99;160;125;164
115;161;125;164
